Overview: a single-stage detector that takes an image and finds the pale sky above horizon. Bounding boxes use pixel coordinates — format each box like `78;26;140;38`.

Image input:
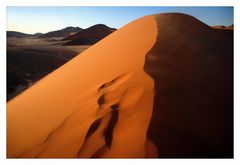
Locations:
7;6;233;34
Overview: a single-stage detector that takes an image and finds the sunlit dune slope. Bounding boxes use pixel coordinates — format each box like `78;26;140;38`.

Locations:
7;15;157;158
145;13;233;158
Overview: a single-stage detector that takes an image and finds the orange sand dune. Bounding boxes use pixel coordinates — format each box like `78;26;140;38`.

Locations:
7;15;157;158
7;13;233;158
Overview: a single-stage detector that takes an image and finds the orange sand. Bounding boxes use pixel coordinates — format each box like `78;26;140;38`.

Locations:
7;15;157;158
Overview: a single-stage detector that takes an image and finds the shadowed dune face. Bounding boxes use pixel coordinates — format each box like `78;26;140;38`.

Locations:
144;13;233;158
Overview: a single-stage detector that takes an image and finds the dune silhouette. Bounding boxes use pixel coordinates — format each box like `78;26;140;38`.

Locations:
7;31;32;38
212;25;234;30
62;24;116;45
7;13;233;158
39;27;83;38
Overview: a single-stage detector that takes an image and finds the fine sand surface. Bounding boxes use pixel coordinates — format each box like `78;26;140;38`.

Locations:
7;13;233;158
7;15;157;158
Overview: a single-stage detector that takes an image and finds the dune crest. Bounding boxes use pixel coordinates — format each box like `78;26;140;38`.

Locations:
7;15;158;158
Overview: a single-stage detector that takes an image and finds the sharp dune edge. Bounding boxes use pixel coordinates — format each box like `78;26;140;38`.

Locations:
7;13;233;158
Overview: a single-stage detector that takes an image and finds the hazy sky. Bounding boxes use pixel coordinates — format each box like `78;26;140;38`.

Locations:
7;6;233;34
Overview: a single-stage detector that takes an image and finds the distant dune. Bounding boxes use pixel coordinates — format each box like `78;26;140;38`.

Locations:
7;31;32;38
212;25;234;30
62;24;116;45
7;25;116;40
7;13;233;158
34;32;44;36
212;25;226;29
227;25;234;30
38;27;83;38
7;27;82;39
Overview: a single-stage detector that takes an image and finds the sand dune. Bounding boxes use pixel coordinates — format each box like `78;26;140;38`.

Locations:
227;25;234;30
38;27;83;38
62;24;116;45
7;13;233;158
7;15;157;158
7;31;32;38
212;25;234;30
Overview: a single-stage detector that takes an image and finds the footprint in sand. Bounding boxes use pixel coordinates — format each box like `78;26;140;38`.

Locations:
95;72;134;118
80;72;148;158
78;73;135;157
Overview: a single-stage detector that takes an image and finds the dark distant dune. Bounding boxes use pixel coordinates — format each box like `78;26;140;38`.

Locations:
7;31;32;38
62;24;116;45
63;38;100;45
144;13;233;158
34;32;44;37
211;25;226;29
212;25;234;30
39;27;83;38
227;25;234;30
